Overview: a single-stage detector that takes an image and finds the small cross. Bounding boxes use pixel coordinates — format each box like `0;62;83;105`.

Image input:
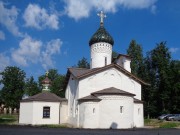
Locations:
45;71;49;77
97;11;106;26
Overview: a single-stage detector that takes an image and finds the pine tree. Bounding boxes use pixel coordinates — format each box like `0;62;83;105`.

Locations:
146;42;171;115
127;40;144;78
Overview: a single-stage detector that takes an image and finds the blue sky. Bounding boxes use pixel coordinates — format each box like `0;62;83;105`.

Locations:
0;0;180;80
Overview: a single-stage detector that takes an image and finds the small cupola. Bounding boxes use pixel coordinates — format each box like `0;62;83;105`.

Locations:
42;71;51;91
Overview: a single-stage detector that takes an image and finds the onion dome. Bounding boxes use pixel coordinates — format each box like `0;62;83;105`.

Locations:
89;25;114;46
42;77;51;85
42;71;51;85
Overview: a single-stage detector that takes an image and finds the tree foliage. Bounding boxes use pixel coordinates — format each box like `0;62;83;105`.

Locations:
25;76;40;96
0;66;26;109
77;57;90;68
127;40;144;77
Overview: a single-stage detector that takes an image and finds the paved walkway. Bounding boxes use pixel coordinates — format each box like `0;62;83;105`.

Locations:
0;125;180;135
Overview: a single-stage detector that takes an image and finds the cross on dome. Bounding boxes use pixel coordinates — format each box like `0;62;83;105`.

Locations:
97;11;106;26
45;71;49;77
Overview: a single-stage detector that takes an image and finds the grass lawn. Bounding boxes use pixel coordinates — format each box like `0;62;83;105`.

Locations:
144;119;180;128
0;114;18;125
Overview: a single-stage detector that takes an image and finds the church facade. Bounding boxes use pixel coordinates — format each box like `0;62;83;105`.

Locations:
19;11;147;129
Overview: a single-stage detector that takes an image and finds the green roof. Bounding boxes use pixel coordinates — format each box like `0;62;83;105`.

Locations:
89;26;114;46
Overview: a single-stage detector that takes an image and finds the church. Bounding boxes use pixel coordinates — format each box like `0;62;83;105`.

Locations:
19;11;148;129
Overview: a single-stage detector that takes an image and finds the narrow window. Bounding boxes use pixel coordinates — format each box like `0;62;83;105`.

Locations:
93;108;95;114
105;57;107;66
43;106;50;118
120;106;123;113
138;108;140;115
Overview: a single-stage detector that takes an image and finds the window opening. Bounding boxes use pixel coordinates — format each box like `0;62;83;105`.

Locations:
138;108;140;115
93;108;95;114
105;57;107;66
43;106;50;118
120;106;123;113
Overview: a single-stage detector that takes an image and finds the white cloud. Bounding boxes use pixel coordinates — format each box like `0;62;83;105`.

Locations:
0;53;10;72
41;39;62;70
0;31;5;40
23;4;59;30
11;36;42;66
169;47;179;53
64;0;157;20
11;36;62;70
0;1;22;37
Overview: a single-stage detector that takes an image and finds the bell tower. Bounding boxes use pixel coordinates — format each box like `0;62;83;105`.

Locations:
89;11;114;69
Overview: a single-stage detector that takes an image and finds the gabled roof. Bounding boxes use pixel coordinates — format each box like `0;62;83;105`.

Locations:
21;92;67;102
66;64;150;86
78;95;101;102
92;87;135;96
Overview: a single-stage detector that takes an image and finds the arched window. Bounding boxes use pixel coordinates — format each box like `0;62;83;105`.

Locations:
43;106;50;118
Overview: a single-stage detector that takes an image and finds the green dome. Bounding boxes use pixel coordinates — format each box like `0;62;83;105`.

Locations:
89;26;114;46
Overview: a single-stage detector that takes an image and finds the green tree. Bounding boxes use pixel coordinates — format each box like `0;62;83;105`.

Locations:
143;54;158;118
127;40;144;78
145;42;171;116
25;76;40;96
38;69;66;97
0;66;26;109
77;57;90;68
169;60;180;113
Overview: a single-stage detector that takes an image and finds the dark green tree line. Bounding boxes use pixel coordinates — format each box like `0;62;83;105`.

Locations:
127;40;180;118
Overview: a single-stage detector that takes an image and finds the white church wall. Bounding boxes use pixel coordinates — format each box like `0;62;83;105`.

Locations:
32;102;60;125
60;101;68;124
134;83;141;100
133;103;144;127
116;57;131;72
79;68;141;99
19;102;33;124
65;74;79;126
90;42;112;68
98;95;134;129
79;102;99;128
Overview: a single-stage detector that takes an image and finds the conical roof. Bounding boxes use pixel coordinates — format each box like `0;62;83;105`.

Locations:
89;25;114;46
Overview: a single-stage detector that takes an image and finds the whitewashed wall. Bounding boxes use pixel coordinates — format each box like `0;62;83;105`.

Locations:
90;42;112;68
98;95;134;129
19;102;33;124
133;103;144;127
116;57;131;72
65;74;79;126
79;102;99;128
79;68;141;99
32;102;60;125
60;101;68;124
19;102;60;125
